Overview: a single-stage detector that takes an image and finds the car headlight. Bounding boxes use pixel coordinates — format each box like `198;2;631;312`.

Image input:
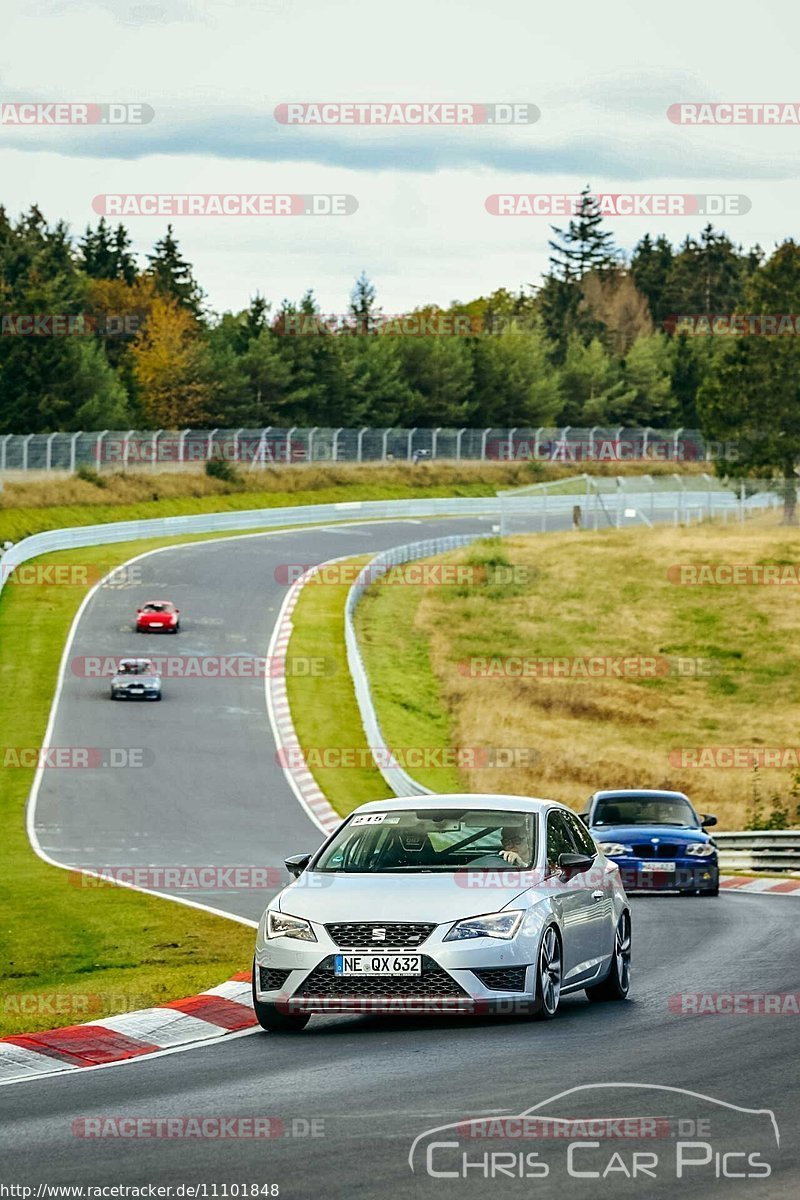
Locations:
444;910;523;942
685;843;716;857
267;910;317;942
598;842;632;856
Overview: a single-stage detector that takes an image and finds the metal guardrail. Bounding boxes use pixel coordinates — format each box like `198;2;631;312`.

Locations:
344;535;484;796
713;831;800;872
0;426;712;472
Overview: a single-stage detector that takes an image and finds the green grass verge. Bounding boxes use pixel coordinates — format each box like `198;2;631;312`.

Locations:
354;579;463;793
284;549;464;810
284;558;390;816
0;482;499;543
0;532;278;1037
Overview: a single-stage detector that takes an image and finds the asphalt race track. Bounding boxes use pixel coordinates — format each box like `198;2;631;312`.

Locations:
2;514;799;1198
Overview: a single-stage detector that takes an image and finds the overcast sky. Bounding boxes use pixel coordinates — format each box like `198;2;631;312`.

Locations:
2;0;799;316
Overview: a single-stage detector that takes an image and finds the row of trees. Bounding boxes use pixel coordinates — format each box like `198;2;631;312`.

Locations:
1;195;799;458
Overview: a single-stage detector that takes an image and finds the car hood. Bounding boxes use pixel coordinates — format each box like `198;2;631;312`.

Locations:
275;872;532;924
590;824;710;844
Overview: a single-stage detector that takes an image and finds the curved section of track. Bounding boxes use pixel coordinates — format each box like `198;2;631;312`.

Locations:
3;513;799;1198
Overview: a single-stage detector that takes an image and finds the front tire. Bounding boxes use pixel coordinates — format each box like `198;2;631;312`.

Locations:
531;926;562;1020
586;911;631;1002
251;968;309;1032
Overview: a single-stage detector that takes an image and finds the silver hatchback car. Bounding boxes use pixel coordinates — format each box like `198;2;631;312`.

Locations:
253;794;631;1031
110;658;162;701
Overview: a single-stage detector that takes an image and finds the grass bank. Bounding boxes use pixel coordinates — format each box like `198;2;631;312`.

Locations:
0;460;707;542
284;557;389;815
354;514;800;830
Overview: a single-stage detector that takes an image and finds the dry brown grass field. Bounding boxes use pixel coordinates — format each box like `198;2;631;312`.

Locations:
357;513;800;830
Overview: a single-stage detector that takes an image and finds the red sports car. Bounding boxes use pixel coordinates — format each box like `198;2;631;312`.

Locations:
136;600;180;633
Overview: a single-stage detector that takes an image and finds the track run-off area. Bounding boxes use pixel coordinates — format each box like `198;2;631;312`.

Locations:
1;513;799;1199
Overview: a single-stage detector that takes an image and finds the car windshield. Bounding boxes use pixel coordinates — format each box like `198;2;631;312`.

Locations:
143;603;170;612
593;795;697;827
119;661;150;675
313;809;537;872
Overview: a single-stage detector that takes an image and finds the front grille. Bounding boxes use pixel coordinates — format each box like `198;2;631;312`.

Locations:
473;967;529;992
325;922;436;950
296;955;468;998
259;967;291;991
632;843;680;859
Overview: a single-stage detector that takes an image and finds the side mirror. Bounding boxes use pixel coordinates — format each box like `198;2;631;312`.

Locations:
136;608;142;614
579;812;591;826
285;853;312;878
701;814;717;828
558;851;595;876
175;609;180;614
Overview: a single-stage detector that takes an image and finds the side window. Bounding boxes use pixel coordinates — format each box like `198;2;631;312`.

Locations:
546;812;576;873
563;811;597;858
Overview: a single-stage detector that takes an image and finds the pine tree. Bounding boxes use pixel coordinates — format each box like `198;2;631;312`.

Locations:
146;225;203;316
349;271;380;334
548;186;619;281
112;224;137;284
631;234;674;326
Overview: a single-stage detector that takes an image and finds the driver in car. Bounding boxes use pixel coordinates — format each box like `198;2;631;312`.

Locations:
468;825;531;868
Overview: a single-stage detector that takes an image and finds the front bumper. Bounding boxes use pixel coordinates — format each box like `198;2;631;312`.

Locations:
614;858;718;892
254;917;550;1015
112;687;161;700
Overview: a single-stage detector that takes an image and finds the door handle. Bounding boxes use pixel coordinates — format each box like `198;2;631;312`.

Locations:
591;890;604;901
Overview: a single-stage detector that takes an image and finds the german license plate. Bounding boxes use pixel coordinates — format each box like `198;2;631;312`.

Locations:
129;686;144;693
640;861;675;872
333;955;422;976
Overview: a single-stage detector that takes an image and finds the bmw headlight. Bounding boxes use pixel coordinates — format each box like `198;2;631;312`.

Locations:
267;910;317;942
599;842;632;856
444;910;523;942
685;843;716;857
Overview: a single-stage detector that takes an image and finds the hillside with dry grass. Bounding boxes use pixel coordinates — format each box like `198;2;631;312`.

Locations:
357;514;800;830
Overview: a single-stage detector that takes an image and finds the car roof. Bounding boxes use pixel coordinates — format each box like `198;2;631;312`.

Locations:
143;600;173;606
352;794;566;815
119;658;153;667
590;789;690;801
